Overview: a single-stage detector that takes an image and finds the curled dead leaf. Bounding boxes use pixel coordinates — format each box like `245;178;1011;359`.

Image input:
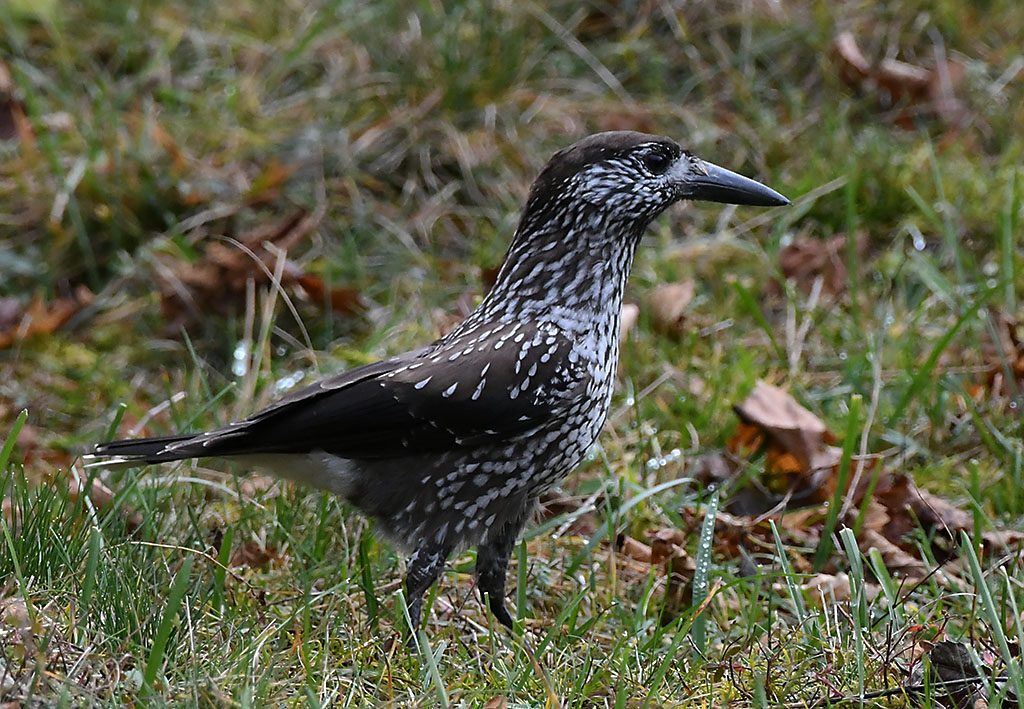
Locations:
648;281;695;336
832;31;968;128
733;380;842;475
617;534;652;564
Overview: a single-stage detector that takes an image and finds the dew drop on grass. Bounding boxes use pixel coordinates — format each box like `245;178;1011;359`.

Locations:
912;233;926;251
839;351;848;361
274;371;305;395
232;341;250;377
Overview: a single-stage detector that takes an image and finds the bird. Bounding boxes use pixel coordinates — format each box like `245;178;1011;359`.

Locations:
89;131;789;637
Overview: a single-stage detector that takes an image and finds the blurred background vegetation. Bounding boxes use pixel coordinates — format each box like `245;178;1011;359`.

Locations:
1;0;1022;705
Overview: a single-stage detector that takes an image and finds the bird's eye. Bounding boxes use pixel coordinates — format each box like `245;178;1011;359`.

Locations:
642;151;671;175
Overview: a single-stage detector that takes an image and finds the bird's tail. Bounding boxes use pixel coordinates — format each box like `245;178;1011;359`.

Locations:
86;434;201;468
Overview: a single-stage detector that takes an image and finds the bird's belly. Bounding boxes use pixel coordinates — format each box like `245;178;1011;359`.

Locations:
231;402;608;553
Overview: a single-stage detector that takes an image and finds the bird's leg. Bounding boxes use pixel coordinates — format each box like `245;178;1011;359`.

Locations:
404;541;452;640
475;512;528;631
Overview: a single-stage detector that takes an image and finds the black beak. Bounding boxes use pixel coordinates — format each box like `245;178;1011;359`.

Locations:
688;161;790;207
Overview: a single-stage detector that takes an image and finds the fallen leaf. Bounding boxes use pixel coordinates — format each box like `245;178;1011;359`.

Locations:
229;541;279;570
649;528;687;565
294;274;363;316
733;380;842;475
874;472;972;544
803;572;881;605
907;641;988;709
158;209;363;331
859;528;930;583
617;534;652;564
619;303;639;343
832;32;968;128
482;698;508;709
57;469;143;533
0;59;33;146
980;309;1024;398
0;286;94;350
981;529;1024;552
775;233;865;298
648;281;696;335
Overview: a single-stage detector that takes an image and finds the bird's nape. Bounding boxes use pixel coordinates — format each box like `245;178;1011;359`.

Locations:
88;131;790;642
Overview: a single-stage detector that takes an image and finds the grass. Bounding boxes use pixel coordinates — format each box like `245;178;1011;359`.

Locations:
2;0;1024;706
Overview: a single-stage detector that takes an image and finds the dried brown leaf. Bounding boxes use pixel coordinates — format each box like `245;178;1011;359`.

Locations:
229;541;279;570
802;572;880;604
617;534;652;564
832;32;969;129
981;529;1024;552
775;233;865;297
834;32;871;85
60;470;143;533
981;309;1024;398
0;286;94;350
859;528;930;583
158;209;364;329
733;380;842;474
874;472;972;543
648;281;695;335
619;303;639;343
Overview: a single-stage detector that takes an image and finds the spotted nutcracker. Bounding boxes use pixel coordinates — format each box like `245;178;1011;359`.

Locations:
89;131;789;635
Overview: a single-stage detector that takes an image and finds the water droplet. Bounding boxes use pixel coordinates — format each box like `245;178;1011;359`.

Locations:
625;396;635;407
838;351;848;361
986;278;998;289
912;232;926;251
982;262;998;276
232;341;250;377
274;370;306;395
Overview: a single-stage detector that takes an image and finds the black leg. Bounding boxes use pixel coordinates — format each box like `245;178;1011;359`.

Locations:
476;510;529;631
404;541;452;639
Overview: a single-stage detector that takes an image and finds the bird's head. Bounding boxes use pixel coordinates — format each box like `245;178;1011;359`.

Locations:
521;130;789;235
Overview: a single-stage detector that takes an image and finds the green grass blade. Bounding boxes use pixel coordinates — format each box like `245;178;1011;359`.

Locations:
143;554;194;690
960;531;1024;697
890;287;996;424
690;489;719;656
814;394;861;571
0;409;28;472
